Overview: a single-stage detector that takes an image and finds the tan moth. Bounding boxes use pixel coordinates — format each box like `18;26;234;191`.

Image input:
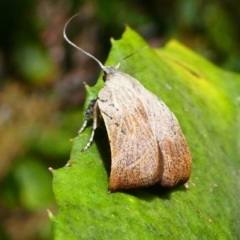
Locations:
64;15;192;192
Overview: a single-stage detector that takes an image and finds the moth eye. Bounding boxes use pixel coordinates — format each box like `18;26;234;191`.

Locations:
103;73;107;82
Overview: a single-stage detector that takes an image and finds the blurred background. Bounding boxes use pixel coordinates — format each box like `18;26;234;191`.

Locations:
0;0;239;239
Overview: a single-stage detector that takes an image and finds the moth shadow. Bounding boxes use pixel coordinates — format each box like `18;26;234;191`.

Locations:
95;124;112;175
95;125;188;201
120;184;188;201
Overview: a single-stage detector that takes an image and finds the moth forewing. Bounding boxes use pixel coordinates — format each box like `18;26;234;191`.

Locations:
159;131;192;187
101;70;192;189
98;72;163;191
141;88;192;187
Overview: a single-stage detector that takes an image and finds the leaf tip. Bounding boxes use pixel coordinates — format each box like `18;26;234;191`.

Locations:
47;209;55;220
48;167;55;173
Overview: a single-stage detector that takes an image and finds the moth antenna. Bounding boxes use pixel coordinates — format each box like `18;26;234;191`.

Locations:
63;14;107;72
115;46;148;68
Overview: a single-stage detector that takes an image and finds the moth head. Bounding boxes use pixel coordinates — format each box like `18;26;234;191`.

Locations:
102;64;120;81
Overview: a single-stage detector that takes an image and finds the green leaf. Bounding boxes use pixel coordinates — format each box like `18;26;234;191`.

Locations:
51;27;240;239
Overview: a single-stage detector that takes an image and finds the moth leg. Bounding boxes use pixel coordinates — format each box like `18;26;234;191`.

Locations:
81;100;100;151
78;99;97;134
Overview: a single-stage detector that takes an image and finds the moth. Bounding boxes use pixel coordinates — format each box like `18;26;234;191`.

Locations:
64;15;192;192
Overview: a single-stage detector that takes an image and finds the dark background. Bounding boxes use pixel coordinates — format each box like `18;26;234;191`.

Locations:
0;0;239;239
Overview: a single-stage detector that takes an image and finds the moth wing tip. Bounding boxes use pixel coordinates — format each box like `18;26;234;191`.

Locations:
108;179;119;193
